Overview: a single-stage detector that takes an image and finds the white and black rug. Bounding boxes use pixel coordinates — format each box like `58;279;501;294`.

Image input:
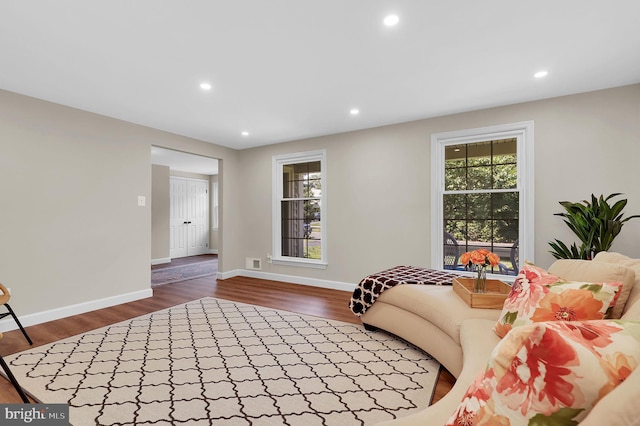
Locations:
5;298;440;425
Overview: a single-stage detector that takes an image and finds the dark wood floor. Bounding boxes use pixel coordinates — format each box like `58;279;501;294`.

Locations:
0;269;455;404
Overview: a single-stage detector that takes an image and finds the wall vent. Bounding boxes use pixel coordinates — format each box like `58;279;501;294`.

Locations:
245;257;262;270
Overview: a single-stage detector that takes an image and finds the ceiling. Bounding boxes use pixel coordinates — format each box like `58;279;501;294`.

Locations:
2;1;639;150
151;147;219;175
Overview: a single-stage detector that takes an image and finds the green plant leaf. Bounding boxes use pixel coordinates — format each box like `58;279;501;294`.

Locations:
579;283;604;292
528;407;582;426
549;193;638;260
502;311;518;325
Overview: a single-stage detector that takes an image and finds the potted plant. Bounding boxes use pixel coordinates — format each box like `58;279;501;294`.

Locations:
548;193;639;260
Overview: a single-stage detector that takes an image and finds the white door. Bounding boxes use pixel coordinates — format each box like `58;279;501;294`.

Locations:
170;177;209;258
187;179;209;256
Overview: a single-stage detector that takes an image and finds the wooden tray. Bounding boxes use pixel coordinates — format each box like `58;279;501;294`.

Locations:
453;277;512;309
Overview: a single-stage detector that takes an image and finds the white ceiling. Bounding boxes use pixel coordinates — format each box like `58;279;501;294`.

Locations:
151;147;219;175
2;1;639;150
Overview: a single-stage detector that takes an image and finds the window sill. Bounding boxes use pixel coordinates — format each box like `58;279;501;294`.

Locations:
271;257;328;269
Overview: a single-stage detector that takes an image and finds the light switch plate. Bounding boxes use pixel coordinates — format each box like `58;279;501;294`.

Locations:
138;196;146;207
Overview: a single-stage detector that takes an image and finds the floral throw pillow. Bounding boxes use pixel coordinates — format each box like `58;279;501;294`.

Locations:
446;320;640;426
493;264;622;338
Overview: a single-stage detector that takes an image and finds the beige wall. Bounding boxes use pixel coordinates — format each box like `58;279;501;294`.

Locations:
211;174;219;252
151;164;170;261
0;89;238;321
234;84;640;285
1;84;638;324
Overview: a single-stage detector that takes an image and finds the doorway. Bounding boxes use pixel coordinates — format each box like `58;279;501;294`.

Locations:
151;146;220;265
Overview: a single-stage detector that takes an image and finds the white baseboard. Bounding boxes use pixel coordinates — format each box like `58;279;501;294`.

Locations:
0;288;153;333
217;269;356;292
1;269;353;334
208;249;219;255
151;257;171;265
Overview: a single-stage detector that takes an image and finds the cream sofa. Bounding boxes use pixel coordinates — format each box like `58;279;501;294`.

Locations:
361;252;640;425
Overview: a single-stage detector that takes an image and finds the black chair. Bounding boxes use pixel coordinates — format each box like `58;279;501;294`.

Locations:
443;232;460;270
0;338;30;403
498;240;520;275
0;284;32;345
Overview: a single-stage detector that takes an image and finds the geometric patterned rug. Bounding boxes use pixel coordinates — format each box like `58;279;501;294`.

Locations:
4;298;440;425
151;259;218;287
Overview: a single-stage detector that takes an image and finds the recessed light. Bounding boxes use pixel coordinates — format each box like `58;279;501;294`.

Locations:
200;82;212;90
350;108;360;115
383;14;399;26
241;131;249;136
534;70;548;79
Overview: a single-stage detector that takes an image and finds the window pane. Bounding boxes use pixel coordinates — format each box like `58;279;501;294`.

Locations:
493;163;517;189
493;139;517;164
493;219;518;244
283;161;321;198
467;143;491;166
467;165;493;190
444;167;466;191
443;193;467;219
444;138;517;191
443;192;519;274
281;200;322;259
467;193;491;220
493;192;519;219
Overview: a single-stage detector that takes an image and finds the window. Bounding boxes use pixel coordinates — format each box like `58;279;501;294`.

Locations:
431;122;534;277
272;150;326;268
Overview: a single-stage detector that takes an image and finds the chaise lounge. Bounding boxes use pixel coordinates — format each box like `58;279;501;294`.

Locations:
357;252;640;425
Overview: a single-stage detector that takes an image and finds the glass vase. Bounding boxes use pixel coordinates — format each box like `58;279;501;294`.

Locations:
474;267;487;293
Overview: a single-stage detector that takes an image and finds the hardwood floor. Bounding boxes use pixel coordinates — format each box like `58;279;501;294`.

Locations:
0;274;455;404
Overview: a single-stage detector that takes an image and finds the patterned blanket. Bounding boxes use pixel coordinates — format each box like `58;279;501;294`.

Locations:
349;265;460;316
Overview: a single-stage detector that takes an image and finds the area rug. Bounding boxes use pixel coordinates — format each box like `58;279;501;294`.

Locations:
151;259;218;287
5;298;440;425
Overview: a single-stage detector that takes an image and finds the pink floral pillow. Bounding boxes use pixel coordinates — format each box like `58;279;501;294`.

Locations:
517;262;565;286
494;264;622;338
447;320;640;425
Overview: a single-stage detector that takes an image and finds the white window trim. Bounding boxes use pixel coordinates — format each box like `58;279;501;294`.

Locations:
272;149;327;268
430;121;534;279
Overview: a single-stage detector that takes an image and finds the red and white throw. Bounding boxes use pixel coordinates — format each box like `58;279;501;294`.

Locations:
349;265;459;316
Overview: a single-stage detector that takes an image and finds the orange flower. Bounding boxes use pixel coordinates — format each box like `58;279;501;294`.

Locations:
562;321;621;349
470;250;487;264
487;253;500;266
494;325;581;415
494;322;513;339
460;249;501;268
531;289;605;323
598;352;637;401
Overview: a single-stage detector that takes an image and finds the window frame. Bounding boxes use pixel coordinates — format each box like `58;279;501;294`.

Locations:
430;121;534;278
272;149;327;269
